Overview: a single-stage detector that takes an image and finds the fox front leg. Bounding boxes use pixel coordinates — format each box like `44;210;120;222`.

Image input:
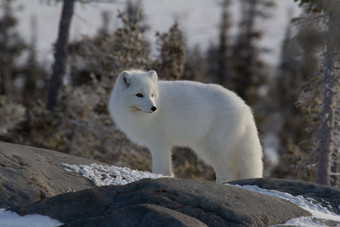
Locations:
150;146;174;177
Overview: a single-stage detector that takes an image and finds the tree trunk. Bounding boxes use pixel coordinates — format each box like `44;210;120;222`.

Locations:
232;0;257;100
46;0;75;110
217;0;230;86
330;28;340;187
330;148;338;186
316;12;336;185
0;72;5;95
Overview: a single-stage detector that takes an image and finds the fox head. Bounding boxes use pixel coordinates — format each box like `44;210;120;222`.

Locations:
114;70;158;114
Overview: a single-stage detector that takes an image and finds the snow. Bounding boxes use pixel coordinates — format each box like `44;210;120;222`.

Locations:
262;132;280;166
0;209;62;227
228;183;340;226
282;216;333;227
62;163;170;186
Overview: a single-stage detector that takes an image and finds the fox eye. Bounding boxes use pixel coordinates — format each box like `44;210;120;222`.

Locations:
136;93;144;98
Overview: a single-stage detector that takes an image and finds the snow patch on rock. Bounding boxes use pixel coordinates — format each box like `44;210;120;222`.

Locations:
62;163;170;186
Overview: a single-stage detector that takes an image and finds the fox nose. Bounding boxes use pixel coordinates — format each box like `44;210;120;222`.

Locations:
151;106;157;112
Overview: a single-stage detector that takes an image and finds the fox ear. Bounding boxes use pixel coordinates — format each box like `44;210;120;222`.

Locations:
119;71;131;88
147;70;158;82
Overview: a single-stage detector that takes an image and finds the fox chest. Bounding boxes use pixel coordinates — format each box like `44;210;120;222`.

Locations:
115;114;157;147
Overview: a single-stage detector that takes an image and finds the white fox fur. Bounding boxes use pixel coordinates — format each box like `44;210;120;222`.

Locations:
108;69;263;183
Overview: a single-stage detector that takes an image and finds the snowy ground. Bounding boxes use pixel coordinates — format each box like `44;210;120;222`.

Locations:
0;209;62;227
62;163;170;186
1;163;339;227
229;184;340;227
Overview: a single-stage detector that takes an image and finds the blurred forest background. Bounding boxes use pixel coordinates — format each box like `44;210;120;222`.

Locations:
0;0;339;187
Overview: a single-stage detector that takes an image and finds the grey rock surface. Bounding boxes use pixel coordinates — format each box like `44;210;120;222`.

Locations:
2;142;326;226
0;141;103;208
230;178;340;215
12;178;310;227
62;204;208;227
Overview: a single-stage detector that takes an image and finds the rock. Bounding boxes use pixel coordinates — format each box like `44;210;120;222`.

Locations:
63;204;208;227
230;178;340;215
0;142;105;208
1;142;323;226
12;178;310;227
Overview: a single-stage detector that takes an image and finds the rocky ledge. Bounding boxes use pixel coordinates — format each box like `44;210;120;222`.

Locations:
1;142;339;226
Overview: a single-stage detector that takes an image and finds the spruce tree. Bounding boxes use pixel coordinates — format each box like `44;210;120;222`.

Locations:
154;22;186;80
46;0;75;110
274;15;321;180
0;0;25;95
217;0;231;86
22;16;39;106
228;0;273;106
296;0;340;186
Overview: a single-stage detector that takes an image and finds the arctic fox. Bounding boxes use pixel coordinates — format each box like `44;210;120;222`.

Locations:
108;69;263;183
